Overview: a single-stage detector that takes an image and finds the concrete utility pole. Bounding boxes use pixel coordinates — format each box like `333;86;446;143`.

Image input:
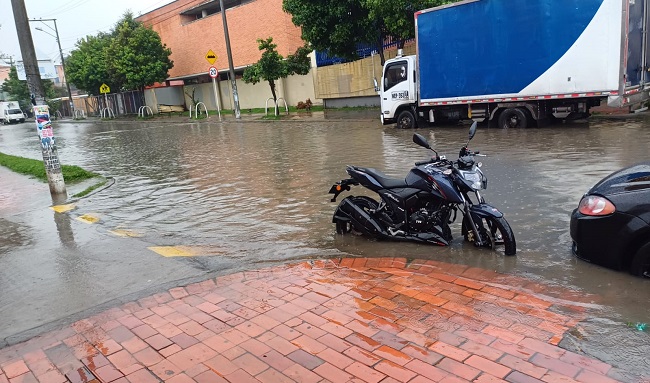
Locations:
219;0;241;119
11;0;67;196
32;18;75;117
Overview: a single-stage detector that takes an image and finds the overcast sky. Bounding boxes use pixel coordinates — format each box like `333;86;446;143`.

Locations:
0;0;176;65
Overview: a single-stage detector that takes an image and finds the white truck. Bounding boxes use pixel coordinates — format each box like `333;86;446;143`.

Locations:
0;101;26;124
379;0;650;128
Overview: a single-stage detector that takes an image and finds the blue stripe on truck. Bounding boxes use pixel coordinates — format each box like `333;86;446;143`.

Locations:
417;0;604;100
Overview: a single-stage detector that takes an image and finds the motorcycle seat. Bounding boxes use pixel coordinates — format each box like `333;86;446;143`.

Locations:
352;166;409;189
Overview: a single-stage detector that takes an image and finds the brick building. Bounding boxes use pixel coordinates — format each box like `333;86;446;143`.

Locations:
135;0;319;111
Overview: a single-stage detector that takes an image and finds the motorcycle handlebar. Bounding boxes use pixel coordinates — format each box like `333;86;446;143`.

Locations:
415;159;434;166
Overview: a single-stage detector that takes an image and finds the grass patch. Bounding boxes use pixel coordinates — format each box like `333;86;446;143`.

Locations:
73;179;108;198
0;151;98;183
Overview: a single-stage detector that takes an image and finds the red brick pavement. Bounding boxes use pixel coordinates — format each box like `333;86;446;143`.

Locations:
0;258;629;383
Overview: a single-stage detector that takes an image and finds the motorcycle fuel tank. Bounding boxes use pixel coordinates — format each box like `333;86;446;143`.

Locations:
406;167;463;203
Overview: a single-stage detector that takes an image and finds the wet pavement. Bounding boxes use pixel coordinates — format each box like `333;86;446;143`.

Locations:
1;113;649;381
0;258;629;383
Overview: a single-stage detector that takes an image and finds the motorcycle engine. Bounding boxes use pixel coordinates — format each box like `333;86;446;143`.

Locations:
409;209;440;233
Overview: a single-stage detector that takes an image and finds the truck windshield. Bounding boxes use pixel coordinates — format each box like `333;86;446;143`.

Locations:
8;109;22;114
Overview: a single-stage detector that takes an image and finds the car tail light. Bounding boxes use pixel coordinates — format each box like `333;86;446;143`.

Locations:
578;195;616;216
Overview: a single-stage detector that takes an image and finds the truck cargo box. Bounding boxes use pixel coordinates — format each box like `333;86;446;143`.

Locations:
415;0;648;107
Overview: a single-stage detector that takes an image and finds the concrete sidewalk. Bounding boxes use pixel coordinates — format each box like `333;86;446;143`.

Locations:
0;258;628;383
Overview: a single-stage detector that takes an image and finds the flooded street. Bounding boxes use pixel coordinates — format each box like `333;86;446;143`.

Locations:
1;114;649;379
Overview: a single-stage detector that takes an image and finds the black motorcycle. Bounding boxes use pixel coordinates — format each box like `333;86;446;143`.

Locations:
328;122;516;256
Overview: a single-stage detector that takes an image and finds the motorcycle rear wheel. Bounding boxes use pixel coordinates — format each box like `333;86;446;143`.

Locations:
463;216;516;256
335;196;379;235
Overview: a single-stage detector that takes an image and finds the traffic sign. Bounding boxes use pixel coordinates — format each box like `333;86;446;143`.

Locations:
209;66;218;79
205;50;217;65
99;83;110;94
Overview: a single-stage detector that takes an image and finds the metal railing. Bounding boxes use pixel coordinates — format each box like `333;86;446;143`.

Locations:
265;98;288;116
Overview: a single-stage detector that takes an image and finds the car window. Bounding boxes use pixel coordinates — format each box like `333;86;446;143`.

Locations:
384;61;408;91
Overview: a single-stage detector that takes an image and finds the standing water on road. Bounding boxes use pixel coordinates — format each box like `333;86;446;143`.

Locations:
1;116;649;378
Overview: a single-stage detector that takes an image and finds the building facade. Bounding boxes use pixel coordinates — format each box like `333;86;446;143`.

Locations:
135;0;320;111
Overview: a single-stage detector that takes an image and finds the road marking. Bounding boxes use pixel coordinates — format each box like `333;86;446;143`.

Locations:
51;204;76;213
147;246;226;257
76;214;100;224
109;229;143;238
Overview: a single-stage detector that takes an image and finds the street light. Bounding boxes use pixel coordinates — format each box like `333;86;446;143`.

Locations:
30;18;75;117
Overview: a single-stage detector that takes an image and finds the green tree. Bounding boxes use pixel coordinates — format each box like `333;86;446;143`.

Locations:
65;13;173;95
65;33;113;95
282;0;456;64
105;12;173;92
242;37;311;115
1;66;57;113
282;0;373;62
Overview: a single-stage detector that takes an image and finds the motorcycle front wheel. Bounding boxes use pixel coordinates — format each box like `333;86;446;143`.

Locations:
462;216;516;256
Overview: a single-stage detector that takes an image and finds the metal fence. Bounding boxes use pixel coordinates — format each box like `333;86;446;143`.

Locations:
54;90;145;118
315;37;412;67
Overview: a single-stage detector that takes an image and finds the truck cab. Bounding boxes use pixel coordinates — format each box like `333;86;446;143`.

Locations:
3;108;26;124
380;53;417;128
0;101;26;125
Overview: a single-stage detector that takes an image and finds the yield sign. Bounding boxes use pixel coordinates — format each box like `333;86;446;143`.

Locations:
205;50;217;65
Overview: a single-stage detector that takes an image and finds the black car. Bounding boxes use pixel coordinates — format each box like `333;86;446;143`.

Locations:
570;162;650;277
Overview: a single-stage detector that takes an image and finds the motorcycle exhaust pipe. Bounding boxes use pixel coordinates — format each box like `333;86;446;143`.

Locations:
334;198;387;238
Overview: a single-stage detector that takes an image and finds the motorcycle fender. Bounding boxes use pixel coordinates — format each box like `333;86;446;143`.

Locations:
469;204;504;219
333;197;386;237
329;179;358;202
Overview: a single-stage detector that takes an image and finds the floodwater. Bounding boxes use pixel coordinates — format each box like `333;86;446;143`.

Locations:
1;114;649;380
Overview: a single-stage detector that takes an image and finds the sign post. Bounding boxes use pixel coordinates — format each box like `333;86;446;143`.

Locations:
206;50;221;120
209;65;221;120
100;83;110;116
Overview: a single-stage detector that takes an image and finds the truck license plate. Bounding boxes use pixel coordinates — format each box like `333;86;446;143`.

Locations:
391;91;409;100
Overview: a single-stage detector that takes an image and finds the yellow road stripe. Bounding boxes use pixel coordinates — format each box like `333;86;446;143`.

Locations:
109;229;143;238
50;204;76;213
76;214;100;224
147;246;225;257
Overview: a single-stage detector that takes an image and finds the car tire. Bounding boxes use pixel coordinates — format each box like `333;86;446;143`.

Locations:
630;242;650;278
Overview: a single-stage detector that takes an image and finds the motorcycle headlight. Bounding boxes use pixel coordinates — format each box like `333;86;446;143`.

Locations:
460;170;484;190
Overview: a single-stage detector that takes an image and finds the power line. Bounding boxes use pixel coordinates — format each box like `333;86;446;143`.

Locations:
49;0;92;17
38;0;83;15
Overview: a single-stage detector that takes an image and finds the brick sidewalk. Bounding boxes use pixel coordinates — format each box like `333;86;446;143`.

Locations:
0;258;626;383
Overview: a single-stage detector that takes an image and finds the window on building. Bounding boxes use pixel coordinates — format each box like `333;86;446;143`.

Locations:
180;0;255;24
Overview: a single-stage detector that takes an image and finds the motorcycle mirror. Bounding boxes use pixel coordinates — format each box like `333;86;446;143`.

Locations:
413;133;431;149
468;121;478;141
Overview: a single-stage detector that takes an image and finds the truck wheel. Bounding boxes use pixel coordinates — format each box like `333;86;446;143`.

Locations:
497;108;528;129
397;110;417;129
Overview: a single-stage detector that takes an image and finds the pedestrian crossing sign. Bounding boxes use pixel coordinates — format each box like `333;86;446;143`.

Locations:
100;83;110;94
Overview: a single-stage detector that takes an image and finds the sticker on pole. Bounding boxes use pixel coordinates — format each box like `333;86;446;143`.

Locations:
205;50;217;65
209;66;218;79
99;83;110;94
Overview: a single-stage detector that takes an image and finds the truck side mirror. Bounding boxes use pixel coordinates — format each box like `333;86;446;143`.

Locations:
373;78;379;92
